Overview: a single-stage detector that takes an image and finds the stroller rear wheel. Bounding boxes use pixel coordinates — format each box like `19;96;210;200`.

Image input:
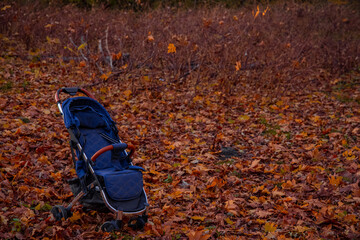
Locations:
51;205;72;221
101;220;123;232
128;215;148;230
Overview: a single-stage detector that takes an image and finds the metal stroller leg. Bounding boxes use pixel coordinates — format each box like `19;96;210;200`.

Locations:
67;191;85;209
116;210;123;221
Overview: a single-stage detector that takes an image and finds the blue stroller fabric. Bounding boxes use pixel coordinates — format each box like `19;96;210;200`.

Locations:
61;97;146;210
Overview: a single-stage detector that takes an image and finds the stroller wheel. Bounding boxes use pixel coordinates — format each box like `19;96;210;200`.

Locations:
51;205;72;221
101;220;122;232
128;215;147;230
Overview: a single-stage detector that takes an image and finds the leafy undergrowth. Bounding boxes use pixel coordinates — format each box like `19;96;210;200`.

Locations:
1;2;360;240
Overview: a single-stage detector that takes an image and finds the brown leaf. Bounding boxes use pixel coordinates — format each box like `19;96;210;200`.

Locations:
0;98;7;110
250;159;260;168
25;106;40;118
187;230;211;240
255;210;273;218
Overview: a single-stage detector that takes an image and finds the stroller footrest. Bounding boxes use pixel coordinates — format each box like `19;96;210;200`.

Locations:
102;169;143;201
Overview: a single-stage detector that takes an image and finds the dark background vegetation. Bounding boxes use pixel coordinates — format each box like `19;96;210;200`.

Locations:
1;0;359;96
9;0;360;9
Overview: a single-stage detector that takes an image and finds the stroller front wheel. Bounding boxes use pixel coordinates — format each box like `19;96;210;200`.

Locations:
51;205;72;221
128;215;147;230
101;220;122;232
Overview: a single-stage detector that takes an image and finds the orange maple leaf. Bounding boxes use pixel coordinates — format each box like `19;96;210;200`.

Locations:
112;52;122;60
264;222;277;233
79;61;86;67
329;175;342;187
167;43;176;53
235;61;241;71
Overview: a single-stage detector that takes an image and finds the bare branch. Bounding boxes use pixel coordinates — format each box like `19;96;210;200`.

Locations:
96;62;105;75
98;39;105;59
69;37;88;62
105;27;113;69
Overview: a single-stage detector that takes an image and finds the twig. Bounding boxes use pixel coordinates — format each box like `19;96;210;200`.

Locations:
244;50;249;69
98;39;105;60
105;27;113;69
97;39;106;74
135;51;154;69
180;63;199;80
11;161;29;185
69;37;88;61
96;62;105;75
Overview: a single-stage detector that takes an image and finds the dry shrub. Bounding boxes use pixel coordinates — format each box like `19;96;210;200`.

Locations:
1;1;359;96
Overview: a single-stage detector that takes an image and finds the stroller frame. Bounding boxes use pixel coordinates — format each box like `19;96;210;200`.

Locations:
51;87;149;231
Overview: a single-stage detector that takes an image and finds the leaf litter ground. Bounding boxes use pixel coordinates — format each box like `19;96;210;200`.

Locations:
0;2;360;240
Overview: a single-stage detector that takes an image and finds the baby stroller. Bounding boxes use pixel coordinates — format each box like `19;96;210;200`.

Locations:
51;87;149;232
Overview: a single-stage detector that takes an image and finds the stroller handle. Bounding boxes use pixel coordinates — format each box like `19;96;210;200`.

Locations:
91;144;135;162
55;87;96;103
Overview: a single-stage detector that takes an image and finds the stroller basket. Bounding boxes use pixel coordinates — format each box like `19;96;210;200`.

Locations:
51;87;149;232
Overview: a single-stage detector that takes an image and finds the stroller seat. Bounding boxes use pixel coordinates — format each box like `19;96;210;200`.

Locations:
51;88;149;232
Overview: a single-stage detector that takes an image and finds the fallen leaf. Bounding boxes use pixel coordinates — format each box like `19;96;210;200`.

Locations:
0;98;7;110
123;89;132;99
264;222;277;233
235;61;241;71
250;159;260;168
329;175;342;187
256;210;273;218
187;230;211;240
69;211;82;222
191;216;205;221
225;217;234;225
238;115;250;121
167;43;176;53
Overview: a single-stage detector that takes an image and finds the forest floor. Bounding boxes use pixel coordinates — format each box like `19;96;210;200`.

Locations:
0;1;360;239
